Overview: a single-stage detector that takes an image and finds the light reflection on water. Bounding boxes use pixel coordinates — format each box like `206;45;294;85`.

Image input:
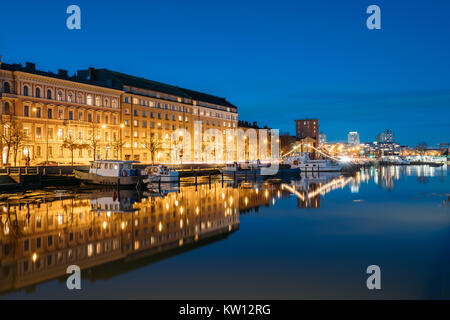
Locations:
0;165;448;299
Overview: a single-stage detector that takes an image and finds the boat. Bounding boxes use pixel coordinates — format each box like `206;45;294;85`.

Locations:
74;160;141;186
292;152;343;172
143;165;179;183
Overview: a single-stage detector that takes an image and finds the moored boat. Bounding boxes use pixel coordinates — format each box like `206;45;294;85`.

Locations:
143;165;179;183
74;160;141;186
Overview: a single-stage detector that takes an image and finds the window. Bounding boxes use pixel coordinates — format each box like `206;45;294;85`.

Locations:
68;93;73;102
36;127;42;139
87;94;93;105
88;113;92;122
47;89;52;99
35;87;41;98
36;146;41;156
3;82;10;93
78;112;83;121
134;109;138;116
58;109;63;120
57;91;63;101
23;86;29;96
97;114;100;123
104;98;109;107
47;108;53;119
24;105;29;117
3;102;10;114
124;97;129;103
48;128;53;139
36;107;41;118
95;96;101;106
68;110;73;120
112;99;117;108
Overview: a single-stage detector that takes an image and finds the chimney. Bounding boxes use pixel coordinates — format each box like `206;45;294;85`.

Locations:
88;67;95;80
58;69;68;77
25;62;36;71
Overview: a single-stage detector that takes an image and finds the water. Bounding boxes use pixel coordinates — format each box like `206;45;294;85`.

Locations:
0;165;448;299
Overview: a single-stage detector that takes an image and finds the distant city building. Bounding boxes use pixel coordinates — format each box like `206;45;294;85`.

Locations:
318;132;327;145
347;131;360;145
376;129;394;143
363;142;400;157
295;119;318;147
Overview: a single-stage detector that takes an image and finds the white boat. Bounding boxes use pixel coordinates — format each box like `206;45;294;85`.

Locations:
74;160;141;186
143;165;179;183
295;153;343;172
223;162;238;173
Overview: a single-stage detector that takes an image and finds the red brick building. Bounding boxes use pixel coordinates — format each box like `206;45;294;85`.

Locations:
295;119;319;147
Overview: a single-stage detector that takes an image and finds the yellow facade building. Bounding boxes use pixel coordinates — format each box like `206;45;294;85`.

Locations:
0;58;238;166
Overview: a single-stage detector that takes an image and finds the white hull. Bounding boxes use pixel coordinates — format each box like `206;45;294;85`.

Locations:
299;164;342;172
144;175;179;183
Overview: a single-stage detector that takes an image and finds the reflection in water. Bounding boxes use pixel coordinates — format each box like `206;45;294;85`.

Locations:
0;165;447;296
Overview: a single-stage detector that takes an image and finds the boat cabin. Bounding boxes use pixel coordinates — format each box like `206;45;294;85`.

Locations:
89;160;138;177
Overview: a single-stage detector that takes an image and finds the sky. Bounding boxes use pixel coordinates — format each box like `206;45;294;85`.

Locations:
1;0;449;146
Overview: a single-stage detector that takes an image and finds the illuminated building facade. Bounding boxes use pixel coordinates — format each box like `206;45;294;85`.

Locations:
0;60;122;166
77;68;238;163
347;131;360;146
0;58;238;166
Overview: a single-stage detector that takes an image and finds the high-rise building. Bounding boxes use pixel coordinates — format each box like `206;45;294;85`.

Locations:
295;119;319;147
347;131;360;145
376;129;394;143
318;132;327;145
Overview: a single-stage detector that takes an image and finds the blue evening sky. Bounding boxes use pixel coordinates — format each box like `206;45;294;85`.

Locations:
1;0;449;146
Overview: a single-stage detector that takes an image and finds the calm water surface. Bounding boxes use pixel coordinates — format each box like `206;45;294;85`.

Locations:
0;165;449;299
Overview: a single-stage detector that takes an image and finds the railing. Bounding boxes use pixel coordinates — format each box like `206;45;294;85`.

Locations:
0;167;39;175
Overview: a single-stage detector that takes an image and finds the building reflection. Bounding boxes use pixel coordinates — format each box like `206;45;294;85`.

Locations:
0;184;239;294
0;165;446;294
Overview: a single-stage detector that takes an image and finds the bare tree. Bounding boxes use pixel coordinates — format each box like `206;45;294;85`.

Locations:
111;138;124;160
0;116;29;166
87;122;102;161
0;117;13;166
144;133;162;164
62;136;88;167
